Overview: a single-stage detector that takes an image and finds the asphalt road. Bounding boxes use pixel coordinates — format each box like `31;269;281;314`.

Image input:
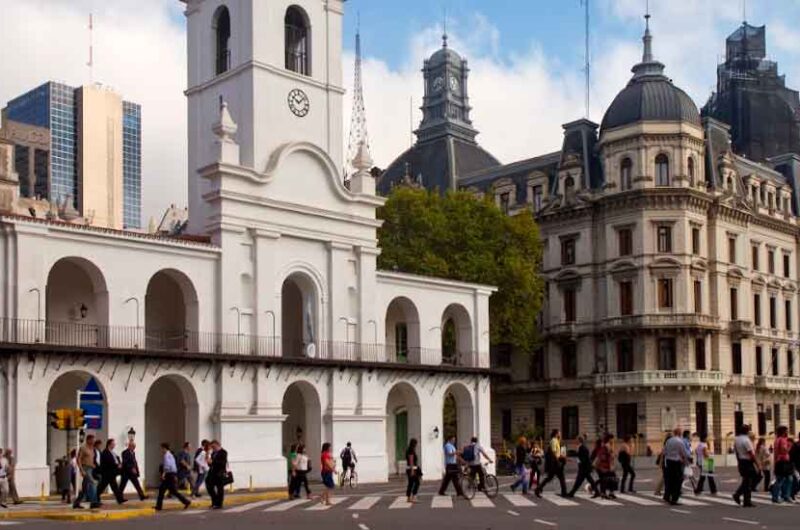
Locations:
7;468;799;530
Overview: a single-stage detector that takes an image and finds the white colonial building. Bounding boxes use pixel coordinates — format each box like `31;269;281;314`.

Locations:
0;0;494;496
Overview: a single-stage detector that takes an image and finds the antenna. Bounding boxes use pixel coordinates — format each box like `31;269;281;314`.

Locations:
742;0;747;24
87;13;94;83
345;16;371;179
409;97;414;148
581;0;590;119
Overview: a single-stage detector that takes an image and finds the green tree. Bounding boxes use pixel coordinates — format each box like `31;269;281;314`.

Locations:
378;187;544;353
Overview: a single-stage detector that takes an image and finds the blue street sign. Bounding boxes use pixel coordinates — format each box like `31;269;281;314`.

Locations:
79;378;104;429
80;378;103;402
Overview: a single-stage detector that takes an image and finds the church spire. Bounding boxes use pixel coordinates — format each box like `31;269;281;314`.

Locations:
642;12;653;63
630;4;665;79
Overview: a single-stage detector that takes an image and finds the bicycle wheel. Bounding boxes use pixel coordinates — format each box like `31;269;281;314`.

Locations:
484;474;499;499
461;475;476;500
349;471;358;488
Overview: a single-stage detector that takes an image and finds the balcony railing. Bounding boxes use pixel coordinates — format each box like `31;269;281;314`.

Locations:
602;314;720;331
729;320;754;336
0;318;482;369
594;370;727;390
755;375;800;392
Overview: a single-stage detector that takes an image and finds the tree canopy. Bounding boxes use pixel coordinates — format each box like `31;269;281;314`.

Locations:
377;186;544;353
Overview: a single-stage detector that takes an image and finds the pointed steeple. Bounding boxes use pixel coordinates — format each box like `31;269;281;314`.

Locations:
631;9;665;79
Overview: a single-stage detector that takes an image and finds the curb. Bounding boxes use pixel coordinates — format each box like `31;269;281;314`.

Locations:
0;491;288;522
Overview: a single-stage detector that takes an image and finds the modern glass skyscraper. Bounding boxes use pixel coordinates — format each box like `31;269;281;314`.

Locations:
2;81;142;229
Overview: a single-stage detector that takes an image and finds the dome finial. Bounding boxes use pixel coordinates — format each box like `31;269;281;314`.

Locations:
442;7;448;48
642;1;653;63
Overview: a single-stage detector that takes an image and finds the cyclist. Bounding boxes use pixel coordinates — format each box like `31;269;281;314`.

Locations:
463;437;493;492
339;442;357;485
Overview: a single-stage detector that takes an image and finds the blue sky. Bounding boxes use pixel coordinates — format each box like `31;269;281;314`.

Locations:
2;1;800;222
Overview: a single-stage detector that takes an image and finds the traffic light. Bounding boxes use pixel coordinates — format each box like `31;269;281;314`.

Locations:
49;409;69;430
73;408;85;429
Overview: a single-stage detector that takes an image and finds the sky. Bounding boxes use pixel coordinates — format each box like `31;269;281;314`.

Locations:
1;0;800;225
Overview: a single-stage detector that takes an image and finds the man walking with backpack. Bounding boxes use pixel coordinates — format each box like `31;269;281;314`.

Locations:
339;442;357;485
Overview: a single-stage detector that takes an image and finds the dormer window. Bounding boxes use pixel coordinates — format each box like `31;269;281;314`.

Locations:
655;154;669;186
214;6;231;75
499;192;510;215
620;157;632;191
285;6;310;76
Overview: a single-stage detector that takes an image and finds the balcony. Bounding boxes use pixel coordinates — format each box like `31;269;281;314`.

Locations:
0;318;485;371
729;320;754;337
755;375;800;392
601;314;719;332
594;370;727;391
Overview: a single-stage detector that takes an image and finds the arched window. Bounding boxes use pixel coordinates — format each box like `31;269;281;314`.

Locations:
655;154;670;186
564;176;575;193
620;157;633;191
285;6;310;76
687;157;695;186
213;6;231;75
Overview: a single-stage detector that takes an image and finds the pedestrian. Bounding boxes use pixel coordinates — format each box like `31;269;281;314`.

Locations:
0;448;9;509
339;442;357;485
653;433;670;498
510;436;529;494
206;440;228;509
618;435;636;494
55;454;73;503
662;428;687;506
463;437;492;493
438;435;465;497
754;438;771;492
120;441;148;501
790;437;800;500
177;442;193;491
535;429;567;498
97;439;126;504
567;435;597;497
154;443;191;511
320;442;335;506
69;448;79;500
732;424;759;508
192;440;209;498
771;426;793;503
593;434;617;499
528;443;543;491
405;438;421;503
292;444;311;499
693;434;717;495
73;434;101;510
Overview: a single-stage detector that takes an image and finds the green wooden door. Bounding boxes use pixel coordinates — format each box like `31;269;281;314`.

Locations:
395;411;408;462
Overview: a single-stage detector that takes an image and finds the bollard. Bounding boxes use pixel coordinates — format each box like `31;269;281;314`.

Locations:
249;475;253;492
41;482;46;501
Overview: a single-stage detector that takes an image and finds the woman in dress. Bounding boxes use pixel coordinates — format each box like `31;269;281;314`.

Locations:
406;438;421;503
320;443;335;506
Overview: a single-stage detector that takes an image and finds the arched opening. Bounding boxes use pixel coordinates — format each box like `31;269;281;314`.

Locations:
385;383;421;477
145;270;199;351
442;383;474;448
47;371;108;491
620;157;632;191
213;6;231;75
46;257;109;347
687;156;695;186
281;273;318;358
285;6;310;76
282;381;322;478
144;375;199;485
655;154;670;186
385;297;420;363
441;304;473;366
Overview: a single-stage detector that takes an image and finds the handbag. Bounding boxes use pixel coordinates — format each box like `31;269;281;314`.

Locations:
222;470;234;486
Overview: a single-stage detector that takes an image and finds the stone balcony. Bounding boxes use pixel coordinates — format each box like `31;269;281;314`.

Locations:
601;313;720;333
755;375;800;393
729;320;754;337
594;370;727;391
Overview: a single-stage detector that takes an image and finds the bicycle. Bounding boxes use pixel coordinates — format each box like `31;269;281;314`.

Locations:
339;466;358;488
459;464;499;500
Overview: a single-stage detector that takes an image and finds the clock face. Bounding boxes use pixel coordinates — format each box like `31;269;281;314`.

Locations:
449;75;460;92
432;76;445;92
288;89;310;117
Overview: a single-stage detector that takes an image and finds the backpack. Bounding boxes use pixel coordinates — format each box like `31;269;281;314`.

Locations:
462;444;476;463
341;447;352;461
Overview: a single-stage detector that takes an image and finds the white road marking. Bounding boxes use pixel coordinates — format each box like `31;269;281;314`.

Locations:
722;517;759;526
177;510;207;515
507;509;520;516
469;496;495;508
389;496;413;509
306;496;347;511
671;508;692;515
502;493;537;507
264;498;310;512
541;493;579;506
615;493;663;506
637;478;654;483
225;499;279;513
431;495;453;509
577;493;622;506
693;495;739;507
352;513;359;519
645;494;708;507
348;496;382;510
534;519;557;527
358;524;370;530
0;523;22;526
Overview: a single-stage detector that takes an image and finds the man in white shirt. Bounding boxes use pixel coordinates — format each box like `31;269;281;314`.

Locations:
662;428;688;505
732;424;759;507
154;443;191;511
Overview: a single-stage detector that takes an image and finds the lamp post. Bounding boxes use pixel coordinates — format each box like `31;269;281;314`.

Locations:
367;319;377;343
230;306;242;336
127;427;136;444
28;287;41;322
265;310;276;356
124;297;140;328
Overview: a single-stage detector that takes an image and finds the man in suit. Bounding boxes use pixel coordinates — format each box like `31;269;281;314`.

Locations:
97;439;126;504
205;440;228;509
120;441;148;501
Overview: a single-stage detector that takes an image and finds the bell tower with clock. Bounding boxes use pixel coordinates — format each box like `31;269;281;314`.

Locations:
417;33;478;144
181;0;345;234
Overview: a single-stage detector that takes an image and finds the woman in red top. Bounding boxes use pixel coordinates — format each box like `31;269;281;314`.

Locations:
772;426;793;503
320;443;335;506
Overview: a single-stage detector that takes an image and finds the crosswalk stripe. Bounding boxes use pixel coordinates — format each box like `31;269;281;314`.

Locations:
469;496;495;508
389;496;413;509
432;495;453;509
502;493;537;507
226;499;280;513
177;509;207;515
576;493;622;506
0;523;22;526
695;495;742;507
540;493;578;507
615;493;663;506
306;496;348;511
265;498;310;512
645;494;708;507
348;496;381;510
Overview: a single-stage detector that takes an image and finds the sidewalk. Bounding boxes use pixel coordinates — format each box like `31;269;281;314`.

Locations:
0;489;288;522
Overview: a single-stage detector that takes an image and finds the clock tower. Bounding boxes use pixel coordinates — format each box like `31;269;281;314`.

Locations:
417;34;477;144
181;0;345;234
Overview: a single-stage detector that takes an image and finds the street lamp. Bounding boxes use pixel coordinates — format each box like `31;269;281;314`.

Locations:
230;306;242;336
79;303;88;319
124;297;140;328
433;426;440;439
127;427;136;443
367;319;377;343
28;287;41;322
264;310;277;356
